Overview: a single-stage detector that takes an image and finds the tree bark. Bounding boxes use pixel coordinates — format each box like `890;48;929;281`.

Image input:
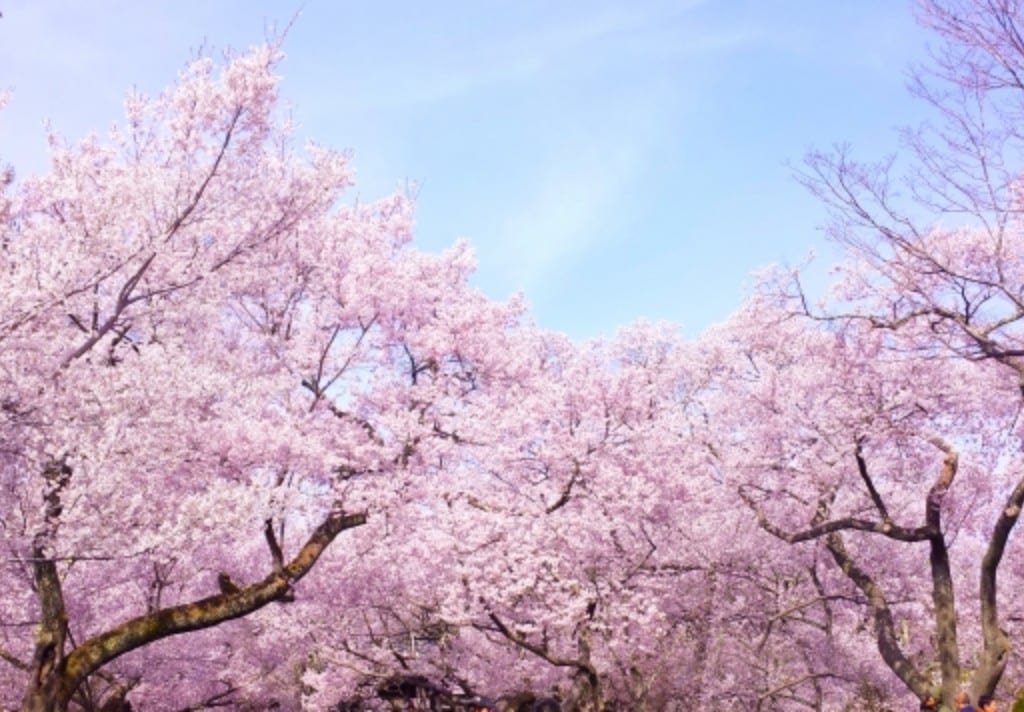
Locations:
925;440;959;707
823;533;929;697
20;551;71;712
20;510;366;712
970;475;1024;701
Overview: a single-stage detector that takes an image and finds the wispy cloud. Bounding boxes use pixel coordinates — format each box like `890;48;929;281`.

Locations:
304;0;740;112
491;130;648;294
454;3;766;294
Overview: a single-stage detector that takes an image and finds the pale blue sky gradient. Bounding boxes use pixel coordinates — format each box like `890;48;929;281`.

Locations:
0;1;933;339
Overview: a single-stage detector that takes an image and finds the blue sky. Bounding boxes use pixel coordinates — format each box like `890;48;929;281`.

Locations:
0;1;933;339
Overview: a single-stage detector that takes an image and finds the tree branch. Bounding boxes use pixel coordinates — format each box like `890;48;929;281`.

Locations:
740;487;934;543
854;438;891;522
61;511;366;702
482;612;600;696
546;461;581;514
972;472;1024;699
0;645;28;671
823;533;928;697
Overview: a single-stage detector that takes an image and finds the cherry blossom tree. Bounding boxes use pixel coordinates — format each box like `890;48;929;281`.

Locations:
10;3;1024;711
294;323;897;711
703;294;1014;704
703;1;1024;708
0;45;527;711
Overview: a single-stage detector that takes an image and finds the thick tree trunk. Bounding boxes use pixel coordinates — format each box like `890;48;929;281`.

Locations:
925;441;960;708
23;460;75;712
20;685;68;712
690;568;716;705
20;554;74;712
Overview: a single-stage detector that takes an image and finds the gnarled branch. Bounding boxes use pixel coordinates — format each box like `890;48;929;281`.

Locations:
60;511;366;703
739;487;934;543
